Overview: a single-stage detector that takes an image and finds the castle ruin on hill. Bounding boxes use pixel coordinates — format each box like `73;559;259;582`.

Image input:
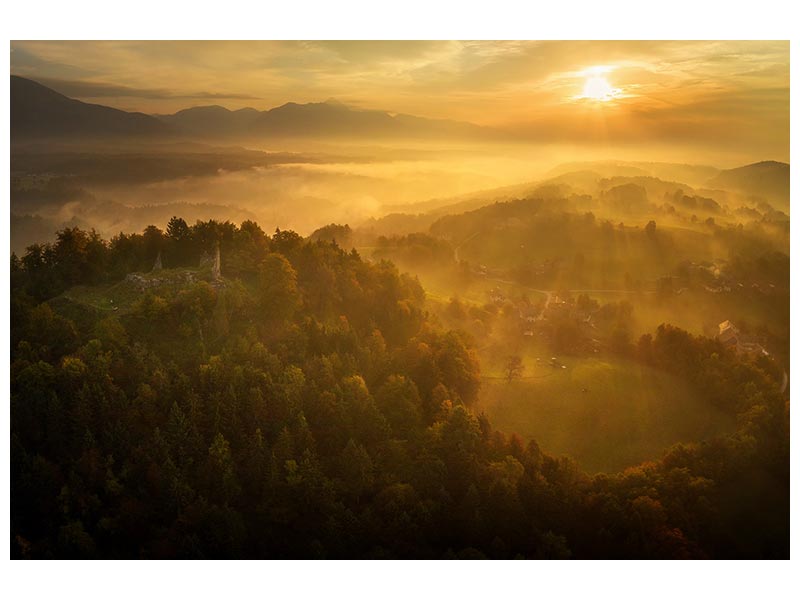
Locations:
125;242;222;292
198;241;221;281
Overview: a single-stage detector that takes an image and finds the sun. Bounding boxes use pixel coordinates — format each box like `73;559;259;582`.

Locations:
576;66;621;101
583;76;614;100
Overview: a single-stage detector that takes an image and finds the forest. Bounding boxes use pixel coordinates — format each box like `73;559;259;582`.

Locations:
10;218;789;558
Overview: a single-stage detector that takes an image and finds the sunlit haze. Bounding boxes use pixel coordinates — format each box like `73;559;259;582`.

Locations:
9;39;790;562
10;40;789;161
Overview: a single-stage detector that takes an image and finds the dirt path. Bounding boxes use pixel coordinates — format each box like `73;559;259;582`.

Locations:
453;231;481;263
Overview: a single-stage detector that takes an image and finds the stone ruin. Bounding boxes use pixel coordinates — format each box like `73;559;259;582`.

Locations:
125;270;196;292
198;250;212;268
212;242;221;281
125;243;221;293
199;243;222;282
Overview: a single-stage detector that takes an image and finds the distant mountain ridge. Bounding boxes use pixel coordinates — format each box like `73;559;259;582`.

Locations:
156;99;488;140
153;105;262;137
12;75;490;142
11;75;173;140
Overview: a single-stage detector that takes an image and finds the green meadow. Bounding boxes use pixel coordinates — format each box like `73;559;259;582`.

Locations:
476;356;736;473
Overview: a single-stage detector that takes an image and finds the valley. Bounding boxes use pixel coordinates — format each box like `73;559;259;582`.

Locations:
8;41;790;560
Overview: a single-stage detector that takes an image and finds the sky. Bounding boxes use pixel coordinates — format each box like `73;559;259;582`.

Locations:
10;40;790;160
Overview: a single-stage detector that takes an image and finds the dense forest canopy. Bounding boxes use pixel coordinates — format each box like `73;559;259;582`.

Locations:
10;218;788;558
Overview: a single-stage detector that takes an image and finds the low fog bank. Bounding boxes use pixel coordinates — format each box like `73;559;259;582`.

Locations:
10;138;790;254
10;140;545;252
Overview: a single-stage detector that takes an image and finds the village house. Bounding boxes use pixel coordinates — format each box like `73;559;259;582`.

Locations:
717;320;768;356
717;320;740;347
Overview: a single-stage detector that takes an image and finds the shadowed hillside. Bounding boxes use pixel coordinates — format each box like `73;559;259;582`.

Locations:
706;161;790;211
11;76;173;140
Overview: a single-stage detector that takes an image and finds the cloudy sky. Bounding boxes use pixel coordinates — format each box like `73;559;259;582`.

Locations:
10;40;790;159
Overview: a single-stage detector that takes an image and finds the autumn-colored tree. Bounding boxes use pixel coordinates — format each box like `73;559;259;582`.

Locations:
504;355;524;383
257;253;300;324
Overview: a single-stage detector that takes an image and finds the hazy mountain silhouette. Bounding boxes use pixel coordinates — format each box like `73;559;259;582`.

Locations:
157;99;488;140
155;105;262;137
12;76;488;142
546;160;721;187
706;161;789;206
11;76;173;140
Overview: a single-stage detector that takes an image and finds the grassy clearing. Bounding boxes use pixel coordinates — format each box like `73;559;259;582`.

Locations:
59;282;140;313
476;355;735;474
56;267;209;313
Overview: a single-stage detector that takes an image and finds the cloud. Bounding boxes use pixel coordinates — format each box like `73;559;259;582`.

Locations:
32;77;261;102
8;41;789;160
10;46;97;79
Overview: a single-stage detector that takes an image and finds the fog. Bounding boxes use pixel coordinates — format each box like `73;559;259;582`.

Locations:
13;136;785;256
9;39;790;560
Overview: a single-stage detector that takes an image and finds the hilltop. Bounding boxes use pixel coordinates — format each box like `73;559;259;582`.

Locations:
706;161;790;211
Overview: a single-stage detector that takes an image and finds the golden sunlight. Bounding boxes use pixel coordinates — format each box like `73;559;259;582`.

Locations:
582;76;614;100
576;66;620;101
5;41;792;563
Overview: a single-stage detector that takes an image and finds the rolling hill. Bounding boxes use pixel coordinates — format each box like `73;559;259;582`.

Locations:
706;161;789;210
546;160;721;187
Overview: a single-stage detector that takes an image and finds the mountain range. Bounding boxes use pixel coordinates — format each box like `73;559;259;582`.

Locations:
11;76;172;140
10;75;789;212
11;75;487;142
156;99;488;140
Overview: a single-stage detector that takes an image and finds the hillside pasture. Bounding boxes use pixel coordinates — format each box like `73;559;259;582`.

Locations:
476;356;735;473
